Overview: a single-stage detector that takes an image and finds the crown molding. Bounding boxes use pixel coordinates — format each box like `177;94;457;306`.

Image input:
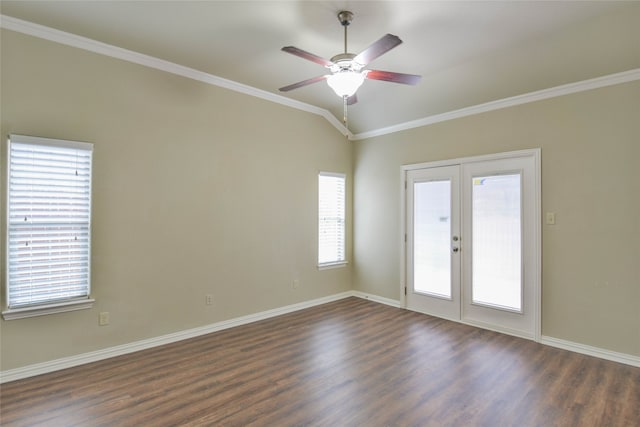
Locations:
1;15;636;142
0;15;352;138
351;68;640;140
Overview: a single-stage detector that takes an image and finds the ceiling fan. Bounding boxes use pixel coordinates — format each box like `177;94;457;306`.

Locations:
279;10;422;121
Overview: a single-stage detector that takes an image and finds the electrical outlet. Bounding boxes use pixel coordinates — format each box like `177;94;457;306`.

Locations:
99;312;110;326
292;279;300;289
206;294;214;305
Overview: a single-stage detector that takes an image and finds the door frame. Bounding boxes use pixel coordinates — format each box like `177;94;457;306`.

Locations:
400;149;541;341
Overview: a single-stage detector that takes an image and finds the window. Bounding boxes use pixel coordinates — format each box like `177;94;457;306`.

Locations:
318;172;346;267
3;135;94;320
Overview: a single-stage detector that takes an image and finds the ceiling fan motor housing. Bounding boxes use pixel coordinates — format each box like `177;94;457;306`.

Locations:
279;9;421;101
330;53;363;72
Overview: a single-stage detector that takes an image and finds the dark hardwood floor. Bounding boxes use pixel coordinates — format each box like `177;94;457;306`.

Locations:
1;297;639;426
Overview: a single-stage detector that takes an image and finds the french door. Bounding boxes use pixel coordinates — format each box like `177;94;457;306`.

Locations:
404;150;540;340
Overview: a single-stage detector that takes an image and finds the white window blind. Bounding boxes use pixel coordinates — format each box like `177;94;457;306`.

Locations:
318;172;346;266
6;135;93;309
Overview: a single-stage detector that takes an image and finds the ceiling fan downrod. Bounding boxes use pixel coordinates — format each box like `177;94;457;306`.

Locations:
338;11;354;133
279;8;421;137
337;10;353;54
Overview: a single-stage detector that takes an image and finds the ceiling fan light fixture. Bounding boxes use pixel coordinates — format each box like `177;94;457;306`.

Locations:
327;71;365;98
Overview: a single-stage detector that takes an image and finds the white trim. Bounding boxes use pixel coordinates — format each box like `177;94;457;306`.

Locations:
532;151;542;341
6;134;94;316
401;148;541;172
0;292;352;383
403;306;535;340
318;171;347;179
2;292;638;382
400;168;408;308
9;133;93;151
351;291;401;308
0;15;351;138
1;15;637;142
401;149;542;341
318;171;347;267
352;68;640;141
462;318;535;341
541;336;640;368
363;293;639;367
2;298;95;320
376;296;640;367
317;261;348;270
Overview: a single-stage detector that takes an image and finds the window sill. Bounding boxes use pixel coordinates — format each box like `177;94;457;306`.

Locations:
2;298;95;320
318;261;348;270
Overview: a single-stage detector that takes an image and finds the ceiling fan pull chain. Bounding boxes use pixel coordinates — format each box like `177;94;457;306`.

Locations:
278;9;420;134
343;95;349;131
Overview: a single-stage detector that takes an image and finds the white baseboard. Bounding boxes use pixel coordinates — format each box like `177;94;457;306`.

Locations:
351;291;401;308
4;292;638;383
540;336;640;368
392;295;640;368
0;291;354;383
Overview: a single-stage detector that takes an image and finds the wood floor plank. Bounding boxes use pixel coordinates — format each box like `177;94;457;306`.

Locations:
1;297;639;426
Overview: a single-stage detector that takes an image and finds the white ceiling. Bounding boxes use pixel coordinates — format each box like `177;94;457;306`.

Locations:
1;1;639;135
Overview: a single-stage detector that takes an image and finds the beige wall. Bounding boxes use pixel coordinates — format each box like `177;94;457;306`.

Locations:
2;25;639;373
0;30;352;370
353;81;640;357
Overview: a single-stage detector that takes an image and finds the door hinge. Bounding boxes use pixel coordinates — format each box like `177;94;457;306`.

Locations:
404;233;407;242
405;181;407;190
404;286;407;295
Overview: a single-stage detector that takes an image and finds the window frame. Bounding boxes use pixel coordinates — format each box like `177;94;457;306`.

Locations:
3;134;95;320
318;171;347;269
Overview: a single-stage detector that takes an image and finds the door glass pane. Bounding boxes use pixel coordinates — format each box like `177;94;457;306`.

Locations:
472;174;522;311
414;180;451;298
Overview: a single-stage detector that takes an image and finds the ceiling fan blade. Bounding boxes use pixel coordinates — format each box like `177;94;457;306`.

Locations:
281;46;334;67
347;94;358;105
353;34;402;66
279;75;329;92
365;69;422;85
